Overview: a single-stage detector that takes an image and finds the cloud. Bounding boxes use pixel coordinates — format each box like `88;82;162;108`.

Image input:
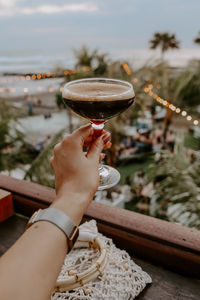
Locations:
0;1;98;17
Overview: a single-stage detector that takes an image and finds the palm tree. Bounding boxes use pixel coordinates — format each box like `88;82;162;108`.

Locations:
74;45;97;70
149;33;179;129
94;53;109;76
194;31;200;45
149;32;180;59
74;45;109;76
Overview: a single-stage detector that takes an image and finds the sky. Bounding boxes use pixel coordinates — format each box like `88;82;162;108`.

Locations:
0;0;200;57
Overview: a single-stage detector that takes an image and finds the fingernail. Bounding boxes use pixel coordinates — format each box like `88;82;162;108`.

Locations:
102;133;111;143
97;135;104;145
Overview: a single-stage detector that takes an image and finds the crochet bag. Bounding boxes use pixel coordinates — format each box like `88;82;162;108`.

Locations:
52;220;152;300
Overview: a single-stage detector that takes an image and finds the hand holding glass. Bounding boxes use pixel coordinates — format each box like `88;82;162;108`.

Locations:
62;78;135;190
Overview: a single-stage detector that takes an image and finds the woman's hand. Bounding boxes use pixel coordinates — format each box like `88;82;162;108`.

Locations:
0;124;111;300
50;124;111;225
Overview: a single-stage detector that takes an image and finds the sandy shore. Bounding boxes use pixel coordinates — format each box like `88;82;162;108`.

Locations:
1;91;60;115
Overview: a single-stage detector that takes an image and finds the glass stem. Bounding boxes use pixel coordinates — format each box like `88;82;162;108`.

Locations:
90;121;105;140
91;121;104;130
98;163;104;172
89;122;120;190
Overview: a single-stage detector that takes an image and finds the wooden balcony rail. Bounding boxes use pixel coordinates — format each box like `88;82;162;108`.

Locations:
0;174;200;278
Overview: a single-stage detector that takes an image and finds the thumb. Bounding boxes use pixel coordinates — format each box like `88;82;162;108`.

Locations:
86;136;104;162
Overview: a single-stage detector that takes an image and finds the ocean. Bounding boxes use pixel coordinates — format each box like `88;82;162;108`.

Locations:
0;48;200;74
0;48;200;97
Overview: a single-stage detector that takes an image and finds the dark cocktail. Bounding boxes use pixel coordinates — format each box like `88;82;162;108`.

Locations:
62;78;135;190
63;82;134;122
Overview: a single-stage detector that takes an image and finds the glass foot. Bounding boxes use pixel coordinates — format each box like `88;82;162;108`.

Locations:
98;165;120;190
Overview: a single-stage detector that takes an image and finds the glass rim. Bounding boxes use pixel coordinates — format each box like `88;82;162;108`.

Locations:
64;77;133;88
63;77;134;99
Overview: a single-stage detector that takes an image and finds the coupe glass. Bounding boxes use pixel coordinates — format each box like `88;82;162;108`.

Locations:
62;78;135;190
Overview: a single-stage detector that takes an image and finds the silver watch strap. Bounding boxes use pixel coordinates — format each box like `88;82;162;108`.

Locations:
30;208;76;239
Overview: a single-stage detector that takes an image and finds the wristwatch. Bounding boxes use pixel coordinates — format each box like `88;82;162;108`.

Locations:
26;208;79;251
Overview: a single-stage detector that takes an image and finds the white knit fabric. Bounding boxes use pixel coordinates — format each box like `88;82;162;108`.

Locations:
52;220;152;300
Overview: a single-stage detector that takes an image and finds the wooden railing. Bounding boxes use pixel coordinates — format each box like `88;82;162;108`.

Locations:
0;174;200;277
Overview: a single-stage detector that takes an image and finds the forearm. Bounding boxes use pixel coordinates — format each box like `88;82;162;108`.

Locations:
0;216;67;300
0;124;105;300
0;192;91;300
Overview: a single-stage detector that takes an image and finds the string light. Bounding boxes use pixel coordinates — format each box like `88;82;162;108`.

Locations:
132;77;138;83
121;63;199;127
1;71;66;83
122;63;131;75
163;100;168;106
143;84;199;126
1;61;199;127
0;86;57;93
186;116;192;121
0;69;76;84
181;111;187;116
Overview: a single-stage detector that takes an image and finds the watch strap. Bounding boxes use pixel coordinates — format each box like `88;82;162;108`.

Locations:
26;208;79;250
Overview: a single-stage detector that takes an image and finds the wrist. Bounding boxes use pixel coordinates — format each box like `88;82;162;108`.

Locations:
51;191;92;226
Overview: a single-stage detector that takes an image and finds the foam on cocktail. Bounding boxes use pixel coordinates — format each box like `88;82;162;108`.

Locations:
63;82;135;101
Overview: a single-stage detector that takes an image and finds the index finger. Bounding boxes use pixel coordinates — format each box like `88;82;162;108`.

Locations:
83;129;110;147
72;124;93;145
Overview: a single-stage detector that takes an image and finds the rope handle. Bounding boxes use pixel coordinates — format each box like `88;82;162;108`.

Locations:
55;237;107;292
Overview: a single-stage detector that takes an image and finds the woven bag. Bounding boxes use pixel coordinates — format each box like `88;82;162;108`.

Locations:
52;220;152;300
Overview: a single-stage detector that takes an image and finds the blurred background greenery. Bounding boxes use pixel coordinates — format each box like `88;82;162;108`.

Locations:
1;31;200;229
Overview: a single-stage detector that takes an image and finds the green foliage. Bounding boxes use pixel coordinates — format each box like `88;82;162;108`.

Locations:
118;157;153;184
173;65;200;108
0;100;36;171
184;132;200;150
73;45;109;76
56;93;64;109
145;137;200;229
93;53;108;76
25;128;66;187
74;45;97;69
